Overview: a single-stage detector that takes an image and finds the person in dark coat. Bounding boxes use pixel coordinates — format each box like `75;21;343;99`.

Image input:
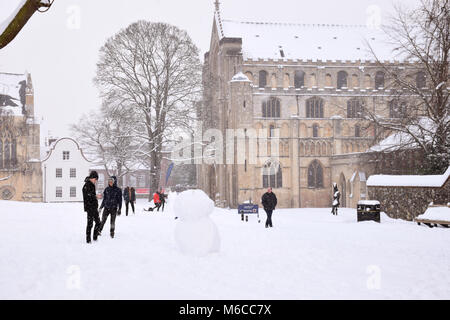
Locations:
82;171;101;243
261;187;277;228
331;183;340;216
159;188;168;212
123;186;136;216
99;176;123;238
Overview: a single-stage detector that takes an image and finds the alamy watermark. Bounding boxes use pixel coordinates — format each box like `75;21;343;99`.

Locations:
171;122;281;172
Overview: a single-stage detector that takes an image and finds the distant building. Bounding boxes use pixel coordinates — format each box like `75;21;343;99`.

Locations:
41;138;93;202
0;72;42;202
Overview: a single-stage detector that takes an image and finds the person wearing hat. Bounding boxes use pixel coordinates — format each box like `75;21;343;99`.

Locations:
82;171;102;243
98;176;123;238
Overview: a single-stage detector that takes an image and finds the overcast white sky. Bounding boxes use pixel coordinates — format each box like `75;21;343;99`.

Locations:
0;0;417;141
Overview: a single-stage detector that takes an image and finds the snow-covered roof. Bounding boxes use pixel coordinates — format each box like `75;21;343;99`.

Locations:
0;72;27;116
217;16;395;61
367;166;450;188
230;72;251;82
358;200;380;206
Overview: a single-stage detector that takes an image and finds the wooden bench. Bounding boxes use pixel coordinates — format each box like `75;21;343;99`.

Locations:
415;218;450;228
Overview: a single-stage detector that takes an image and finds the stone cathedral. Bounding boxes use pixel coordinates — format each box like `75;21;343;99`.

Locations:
197;3;425;209
0;72;42;202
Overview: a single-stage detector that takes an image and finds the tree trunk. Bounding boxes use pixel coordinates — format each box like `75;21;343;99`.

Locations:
0;0;51;49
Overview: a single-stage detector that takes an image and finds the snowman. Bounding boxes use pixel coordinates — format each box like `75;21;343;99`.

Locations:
173;190;220;257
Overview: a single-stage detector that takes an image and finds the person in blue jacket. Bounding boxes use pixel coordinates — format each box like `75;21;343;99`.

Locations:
98;176;123;238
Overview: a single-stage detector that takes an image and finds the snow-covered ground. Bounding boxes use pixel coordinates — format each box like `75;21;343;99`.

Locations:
0;196;449;300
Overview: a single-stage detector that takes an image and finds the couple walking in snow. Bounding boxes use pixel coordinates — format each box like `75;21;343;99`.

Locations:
82;171;122;243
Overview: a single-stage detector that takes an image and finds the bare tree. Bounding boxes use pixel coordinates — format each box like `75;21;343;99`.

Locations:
0;0;54;49
94;21;202;199
71;101;141;186
366;0;450;174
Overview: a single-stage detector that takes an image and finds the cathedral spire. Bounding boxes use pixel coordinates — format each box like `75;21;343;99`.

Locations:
214;0;220;13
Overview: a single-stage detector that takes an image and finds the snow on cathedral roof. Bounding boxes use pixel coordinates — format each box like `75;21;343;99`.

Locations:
216;15;396;62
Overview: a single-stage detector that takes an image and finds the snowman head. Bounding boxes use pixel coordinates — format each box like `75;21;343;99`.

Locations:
173;190;214;222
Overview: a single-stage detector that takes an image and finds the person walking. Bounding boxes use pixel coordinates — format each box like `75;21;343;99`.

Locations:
123;186;136;216
261;187;277;228
82;171;102;243
99;176;123;238
159;188;167;212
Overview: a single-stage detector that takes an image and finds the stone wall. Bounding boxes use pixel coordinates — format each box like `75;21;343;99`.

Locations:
368;179;450;221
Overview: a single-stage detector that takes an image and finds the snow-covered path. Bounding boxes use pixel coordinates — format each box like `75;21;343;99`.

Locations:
0;199;449;300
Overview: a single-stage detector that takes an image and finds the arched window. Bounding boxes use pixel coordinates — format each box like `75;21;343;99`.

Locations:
313;124;319;138
306;97;324;118
352;74;359;88
283;73;290;88
294;71;305;88
270;73;277;88
347;99;363;118
262;98;281;118
325;74;332;87
11;138;17;167
308;160;324;189
262;161;282;188
269;125;276;137
337;71;348;89
355;125;361;137
364;74;372;88
259;70;268;88
0;140;3;169
375;71;385;89
4;140;10;168
416;71;426;88
310;73;317;87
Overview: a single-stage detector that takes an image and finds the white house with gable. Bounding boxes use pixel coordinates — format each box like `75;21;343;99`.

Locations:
41;138;93;202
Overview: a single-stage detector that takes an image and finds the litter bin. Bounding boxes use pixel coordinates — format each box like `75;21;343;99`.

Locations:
357;200;381;223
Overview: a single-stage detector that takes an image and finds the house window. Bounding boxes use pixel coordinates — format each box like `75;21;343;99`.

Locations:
262;98;281;118
70;187;76;198
63;151;70;160
56;187;63;198
308;160;324;189
375;71;385;89
56;168;62;178
294;71;305;88
337;71;348;89
259;70;267;88
306;97;324;118
262;161;282;188
70;168;76;178
313;124;319;138
347;99;363;118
